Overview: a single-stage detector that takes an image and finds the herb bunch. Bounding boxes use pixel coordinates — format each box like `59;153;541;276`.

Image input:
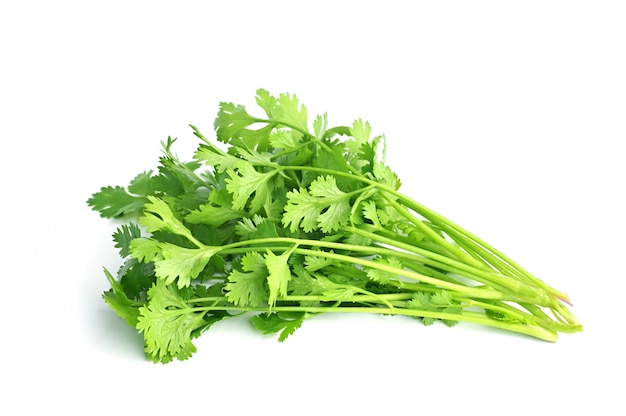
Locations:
88;89;582;363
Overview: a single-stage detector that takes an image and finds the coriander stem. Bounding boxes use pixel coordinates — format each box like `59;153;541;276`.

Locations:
216;236;550;304
343;226;552;305
189;304;558;342
291;247;505;301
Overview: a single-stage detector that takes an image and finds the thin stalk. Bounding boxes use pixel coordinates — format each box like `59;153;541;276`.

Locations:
188;304;558;342
291;247;506;301
278;162;571;303
343;226;552;305
217;243;506;300
382;194;484;268
216;235;551;305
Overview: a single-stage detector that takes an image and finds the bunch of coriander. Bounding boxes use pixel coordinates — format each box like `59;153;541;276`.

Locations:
88;89;582;363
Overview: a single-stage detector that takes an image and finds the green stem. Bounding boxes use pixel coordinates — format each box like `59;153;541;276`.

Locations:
189;304;558;342
343;226;552;306
216;235;553;305
292;247;505;301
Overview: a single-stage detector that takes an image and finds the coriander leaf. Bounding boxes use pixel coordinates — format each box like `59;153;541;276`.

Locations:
214;102;262;143
303;252;335;272
362;200;382;228
194;144;242;173
407;291;461;327
346;119;371;153
137;280;208;363
269;129;302;151
373;162;401;190
129;238;163;263
356;141;377;174
102;268;142;327
103;289;142;328
185;189;243;227
441;307;462;327
275;92;309;133
365;256;404;284
313;113;328;139
112;223;142;257
127;170;159;196
265;250;293;308
281;187;319;233
235;147;277;166
250;312;306;342
255;89;309;134
87;186;147;218
117;258;155;300
283;175;352;233
430;290;455;307
322;125;351;140
255;88;277;116
224;252;268;307
139;196;201;246
225;163;278;214
154;244;220;288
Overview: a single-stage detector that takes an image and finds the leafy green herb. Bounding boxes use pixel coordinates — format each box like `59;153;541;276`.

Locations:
88;89;582;363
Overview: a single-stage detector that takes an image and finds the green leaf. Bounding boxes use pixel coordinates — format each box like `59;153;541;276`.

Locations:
214;102;262;143
256;89;309;133
154;244;220;288
137;280;208;363
362;200;382;228
194;144;242;173
139;196;200;246
102;268;142;328
313;113;328;139
250;312;306;342
129;238;163;263
235;147;277;166
407;291;461;327
431;290;455;307
117;258;155;300
346;119;371;153
255;88;277;116
303;252;334;272
225;163;278;214
103;289;142;328
224;252;269;307
112;223;142;257
281;187;319;233
282;176;352;233
265;250;293;308
127;170;159;196
87;186;147;218
269;129;302;151
322;125;351;140
373;162;401;190
365;256;403;284
185;189;243;227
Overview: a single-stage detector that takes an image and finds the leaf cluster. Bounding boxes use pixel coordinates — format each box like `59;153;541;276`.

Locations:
88;89;582;363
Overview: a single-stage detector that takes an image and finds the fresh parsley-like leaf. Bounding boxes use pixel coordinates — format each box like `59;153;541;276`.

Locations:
87;186;147;218
282;176;352;233
225;163;278;214
112;223;142;257
137;280;208;363
224;252;268;307
265;250;293;308
154;244;220;288
250;312;306;342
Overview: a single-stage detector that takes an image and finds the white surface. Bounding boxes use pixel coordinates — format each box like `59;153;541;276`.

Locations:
1;1;624;414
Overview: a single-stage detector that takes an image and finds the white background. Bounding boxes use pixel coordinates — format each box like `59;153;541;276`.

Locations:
1;1;624;414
